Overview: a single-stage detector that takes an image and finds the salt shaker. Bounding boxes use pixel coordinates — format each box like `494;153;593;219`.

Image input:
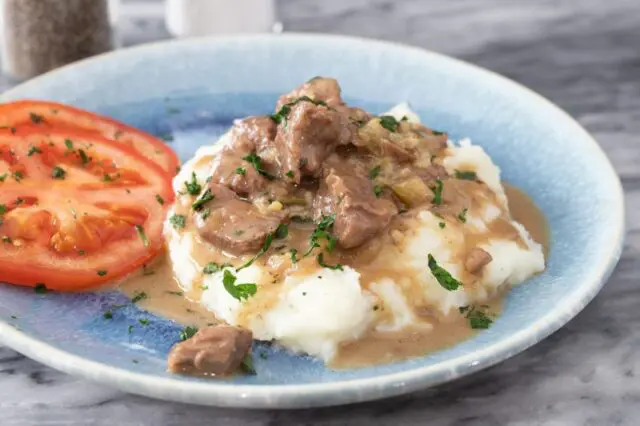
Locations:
1;0;113;80
166;0;276;38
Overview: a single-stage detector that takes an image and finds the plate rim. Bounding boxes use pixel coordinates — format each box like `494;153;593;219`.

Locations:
0;32;625;409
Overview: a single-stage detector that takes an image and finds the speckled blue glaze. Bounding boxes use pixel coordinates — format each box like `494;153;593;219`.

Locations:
0;34;624;408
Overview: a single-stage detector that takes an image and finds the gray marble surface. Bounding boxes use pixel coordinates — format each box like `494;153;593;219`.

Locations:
1;0;639;424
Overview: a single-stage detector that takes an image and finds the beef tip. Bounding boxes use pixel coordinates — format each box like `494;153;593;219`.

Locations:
465;247;493;273
276;77;344;109
196;183;281;255
168;325;253;377
318;166;398;249
230;116;277;154
208;147;269;197
274;101;353;181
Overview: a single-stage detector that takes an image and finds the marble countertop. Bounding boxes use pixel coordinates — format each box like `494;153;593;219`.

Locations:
1;0;639;424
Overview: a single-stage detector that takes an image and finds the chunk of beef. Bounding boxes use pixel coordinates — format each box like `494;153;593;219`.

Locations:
465;247;493;273
196;184;281;254
274;101;353;180
208;147;269;197
230;116;277;154
168;325;253;377
316;166;398;249
276;77;344;109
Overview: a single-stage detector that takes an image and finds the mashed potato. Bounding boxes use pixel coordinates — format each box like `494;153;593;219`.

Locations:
164;105;545;363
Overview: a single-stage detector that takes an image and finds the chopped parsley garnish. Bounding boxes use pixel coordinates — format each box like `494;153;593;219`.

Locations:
102;173;114;182
97;270;107;276
131;291;147;304
439;222;446;229
431;179;443;205
103;311;113;320
2;236;13;244
378;115;401;132
192;188;214;210
184;172;202;195
135;225;149;247
12;171;24;182
27;146;42;156
303;214;337;257
34;283;48;294
270;96;328;126
235;167;247;175
128;325;134;334
285;170;295;179
459;305;494;329
138;319;149;326
203;262;225;274
10;315;17;319
0;173;6;181
201;208;211;220
369;165;381;180
373;185;383;198
289;248;298;264
427;254;461;291
259;352;268;360
0;204;6;215
242;153;275;180
166;291;184;296
274;223;288;239
78;149;90;165
222;270;257;301
317;253;343;270
29;112;44;124
64;139;74;150
169;214;186;229
457;208;468;223
160;133;174;142
454;170;478;181
51;166;67;179
155;194;164;205
432;130;445;136
14;198;23;206
180;326;198;341
240;353;256;375
233;229;245;236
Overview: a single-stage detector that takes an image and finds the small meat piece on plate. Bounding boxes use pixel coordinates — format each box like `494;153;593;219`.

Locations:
168;325;253;377
465;247;493;273
276;77;345;109
208;147;270;197
274;101;353;179
229;116;277;154
317;166;398;249
195;184;281;254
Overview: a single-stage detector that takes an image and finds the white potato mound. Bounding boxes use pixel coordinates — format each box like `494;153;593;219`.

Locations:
164;106;545;363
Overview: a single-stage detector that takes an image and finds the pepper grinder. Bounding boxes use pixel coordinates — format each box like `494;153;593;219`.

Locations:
1;0;113;80
165;0;277;38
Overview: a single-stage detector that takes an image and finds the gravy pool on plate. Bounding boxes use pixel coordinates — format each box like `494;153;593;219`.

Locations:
121;77;548;377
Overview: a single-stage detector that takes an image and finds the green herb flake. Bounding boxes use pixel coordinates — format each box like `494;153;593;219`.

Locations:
369;165;381;180
222;270;257;301
303;214;337;257
274;223;288;239
461;306;494;329
97;270;108;277
27;146;42;156
78;149;90;165
431;179;444;205
378;115;401;132
155;194;164;205
138;319;149;326
29;112;44;124
454;170;478;181
132;359;139;364
0;204;6;215
128;325;134;334
34;283;48;294
458;208;468;223
259;352;268;360
317;253;343;270
242;153;275;180
184;172;202;196
103;311;113;320
235;167;247;176
289;248;298;264
64;139;74;150
10;315;17;319
135;225;149;247
192;188;214;210
166;291;184;296
169;214;186;230
373;185;383;198
131;291;147;304
240;353;256;375
12;171;24;182
51;166;67;179
439;221;446;229
432;130;445;136
0;173;6;181
285;170;295;179
180;326;199;341
2;236;13;244
201;208;211;221
161;133;174;142
270;96;328;126
427;254;462;291
203;262;224;274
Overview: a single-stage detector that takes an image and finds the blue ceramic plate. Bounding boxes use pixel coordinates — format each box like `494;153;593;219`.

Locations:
0;34;624;409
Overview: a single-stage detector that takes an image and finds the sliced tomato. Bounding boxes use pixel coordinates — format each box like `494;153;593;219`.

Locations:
0;100;179;175
0;127;174;291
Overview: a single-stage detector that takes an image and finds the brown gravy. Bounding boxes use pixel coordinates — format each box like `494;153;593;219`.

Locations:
118;183;549;369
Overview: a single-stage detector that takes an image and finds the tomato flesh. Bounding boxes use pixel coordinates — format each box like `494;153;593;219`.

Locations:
0;128;174;290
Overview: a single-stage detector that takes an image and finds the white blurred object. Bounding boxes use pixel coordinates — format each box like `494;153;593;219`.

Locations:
166;0;276;37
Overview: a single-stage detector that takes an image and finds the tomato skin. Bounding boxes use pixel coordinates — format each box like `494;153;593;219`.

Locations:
0;100;179;175
0;128;174;291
